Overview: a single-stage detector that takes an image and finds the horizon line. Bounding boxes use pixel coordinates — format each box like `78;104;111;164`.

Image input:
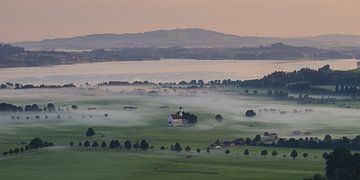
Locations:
8;28;360;44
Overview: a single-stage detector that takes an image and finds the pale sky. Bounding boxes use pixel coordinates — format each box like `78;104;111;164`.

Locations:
1;0;360;42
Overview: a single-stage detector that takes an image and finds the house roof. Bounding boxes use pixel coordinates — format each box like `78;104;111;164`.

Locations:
170;114;182;119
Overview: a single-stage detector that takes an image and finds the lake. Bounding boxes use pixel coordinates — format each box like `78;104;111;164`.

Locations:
0;59;357;85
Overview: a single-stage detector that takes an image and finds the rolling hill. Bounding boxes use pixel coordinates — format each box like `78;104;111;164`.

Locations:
13;28;360;51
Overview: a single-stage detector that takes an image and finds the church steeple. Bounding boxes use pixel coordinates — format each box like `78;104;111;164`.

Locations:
179;106;183;117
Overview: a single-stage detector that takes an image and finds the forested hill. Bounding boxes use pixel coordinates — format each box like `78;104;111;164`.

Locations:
0;43;356;68
242;64;360;93
13;28;360;50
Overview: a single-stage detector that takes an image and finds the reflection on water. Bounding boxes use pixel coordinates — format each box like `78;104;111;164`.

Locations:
0;59;357;84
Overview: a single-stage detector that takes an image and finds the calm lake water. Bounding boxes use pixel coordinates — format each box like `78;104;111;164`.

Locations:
0;59;357;85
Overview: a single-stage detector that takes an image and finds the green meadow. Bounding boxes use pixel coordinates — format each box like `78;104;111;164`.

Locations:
0;87;359;179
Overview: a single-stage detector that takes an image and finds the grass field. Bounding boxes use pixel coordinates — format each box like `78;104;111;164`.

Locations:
0;87;358;179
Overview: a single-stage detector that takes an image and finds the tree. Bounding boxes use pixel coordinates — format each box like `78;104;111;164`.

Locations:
174;143;182;152
71;105;78;110
160;146;166;150
124;140;132;150
133;141;139;150
28;138;44;149
114;140;120;148
78;142;82;146
252;135;261;145
185;146;191;152
139;139;149;151
215;114;223;122
271;150;278;158
109;140;116;149
2;152;8;156
290;150;298;160
206;147;210;154
303;153;308;159
109;139;120;149
196;148;201;153
198;80;204;86
70;142;74;146
261;149;268;158
101;141;107;148
323;134;332;144
92;141;99;148
14;148;20;154
84;141;90;148
47;103;56;112
85;128;95;137
225;149;230;155
245;110;256;117
182;112;198;124
245;138;252;145
244;149;250;156
325;148;354;180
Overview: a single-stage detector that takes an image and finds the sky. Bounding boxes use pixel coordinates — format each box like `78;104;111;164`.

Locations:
1;0;360;42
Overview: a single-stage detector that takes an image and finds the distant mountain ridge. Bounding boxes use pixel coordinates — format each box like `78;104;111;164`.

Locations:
12;28;360;50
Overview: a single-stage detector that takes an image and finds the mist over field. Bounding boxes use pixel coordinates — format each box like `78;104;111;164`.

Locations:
1;86;359;139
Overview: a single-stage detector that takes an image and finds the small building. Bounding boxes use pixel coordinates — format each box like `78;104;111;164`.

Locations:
168;107;187;127
209;144;223;149
168;114;186;126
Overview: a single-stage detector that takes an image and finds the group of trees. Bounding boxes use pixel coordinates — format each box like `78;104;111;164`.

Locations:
259;149;300;159
232;148;301;159
242;65;360;96
160;143;210;154
274;135;360;150
305;148;360;180
0;83;76;89
214;134;360;151
72;139;150;151
0;103;23;112
2;138;54;156
0;44;85;68
0;102;57;112
325;148;360;180
182;112;198;124
98;81;154;86
159;143;307;160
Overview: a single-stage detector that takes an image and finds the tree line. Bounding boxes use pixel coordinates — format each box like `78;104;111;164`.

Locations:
0;103;57;112
213;134;360;150
70;139;151;151
0;83;76;89
2;138;54;156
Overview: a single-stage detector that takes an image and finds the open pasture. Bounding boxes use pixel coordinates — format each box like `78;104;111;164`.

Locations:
0;87;358;179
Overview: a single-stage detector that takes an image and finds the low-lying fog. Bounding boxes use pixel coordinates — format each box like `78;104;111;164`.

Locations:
0;86;359;138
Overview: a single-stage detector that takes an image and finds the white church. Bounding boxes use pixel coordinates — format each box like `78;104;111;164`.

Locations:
167;107;187;127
